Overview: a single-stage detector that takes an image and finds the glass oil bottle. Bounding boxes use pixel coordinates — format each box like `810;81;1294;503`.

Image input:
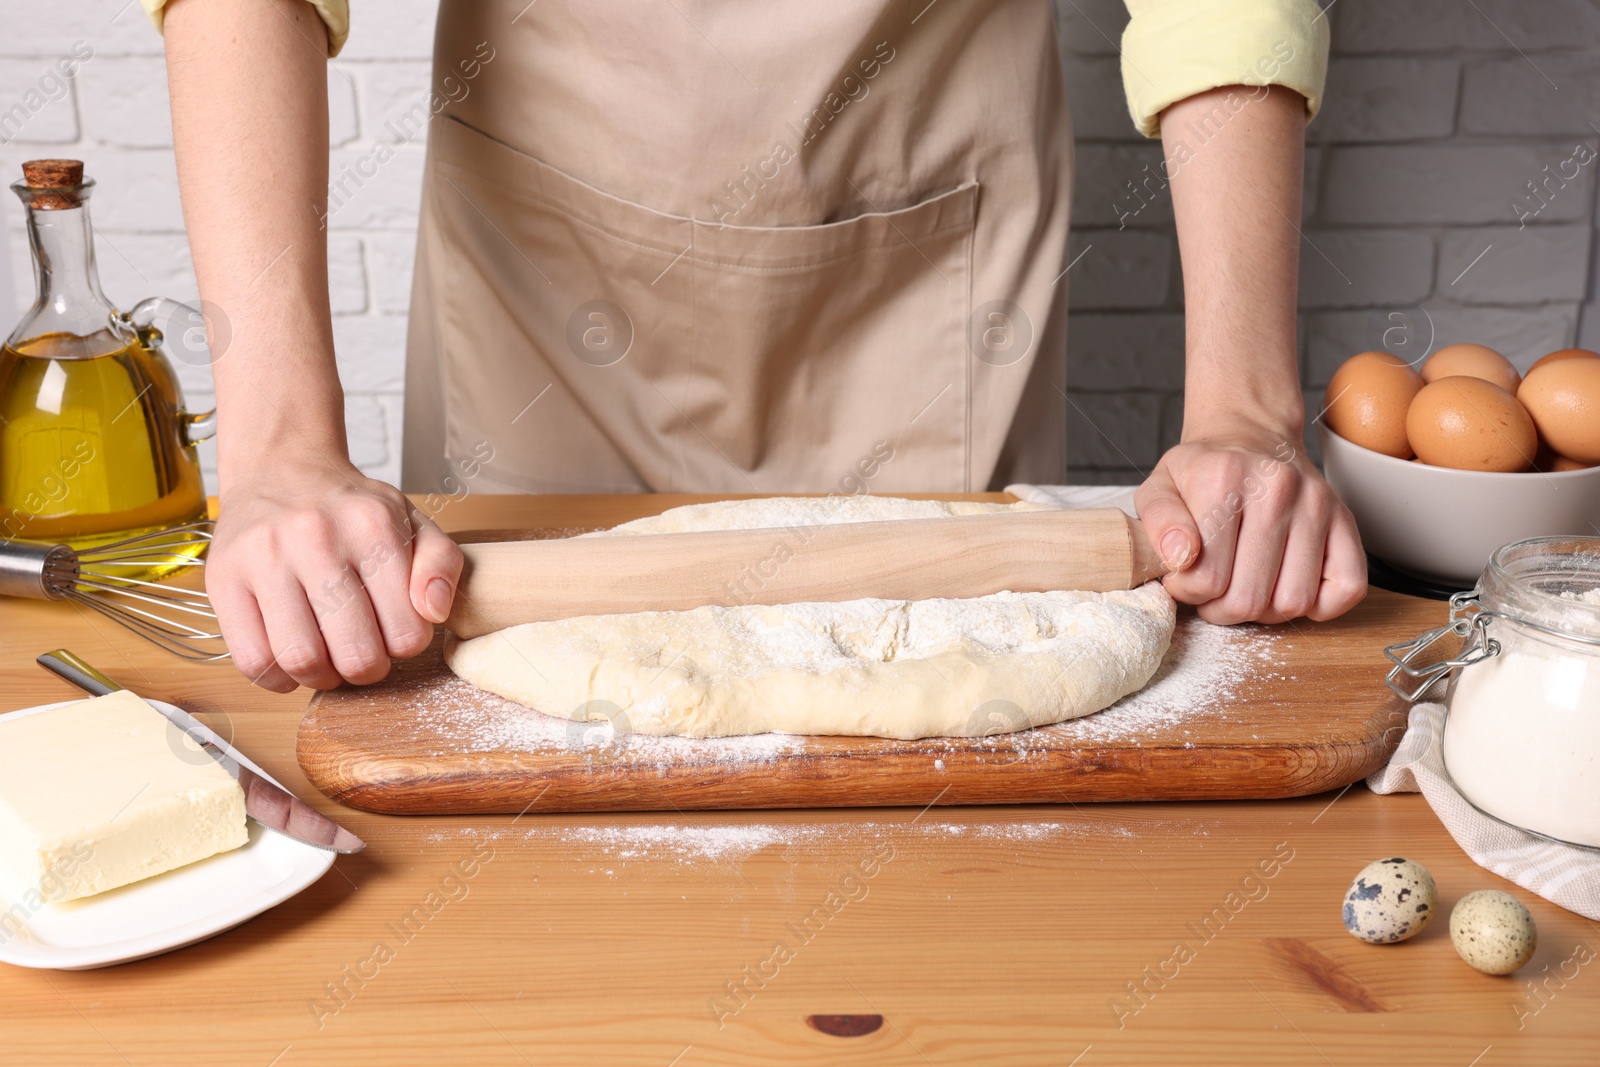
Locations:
1;159;215;574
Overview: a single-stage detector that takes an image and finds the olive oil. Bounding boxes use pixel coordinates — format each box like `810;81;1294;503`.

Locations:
5;159;213;580
0;329;206;551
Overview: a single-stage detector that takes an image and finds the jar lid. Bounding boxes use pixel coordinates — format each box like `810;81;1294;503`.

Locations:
1482;536;1600;640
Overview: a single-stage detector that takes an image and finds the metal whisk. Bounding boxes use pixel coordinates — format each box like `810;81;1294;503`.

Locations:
0;522;227;660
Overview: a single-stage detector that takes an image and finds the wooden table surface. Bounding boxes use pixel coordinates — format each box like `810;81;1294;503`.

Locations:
2;495;1595;1065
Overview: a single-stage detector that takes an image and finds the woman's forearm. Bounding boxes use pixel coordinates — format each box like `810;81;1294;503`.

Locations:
1136;84;1365;626
164;0;347;490
1162;84;1306;442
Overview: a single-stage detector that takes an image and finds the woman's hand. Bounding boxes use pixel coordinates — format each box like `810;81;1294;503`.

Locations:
1143;82;1364;623
163;1;465;688
208;463;464;692
1135;421;1366;624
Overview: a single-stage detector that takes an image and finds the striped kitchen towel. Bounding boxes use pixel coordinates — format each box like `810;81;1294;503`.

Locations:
1369;702;1600;921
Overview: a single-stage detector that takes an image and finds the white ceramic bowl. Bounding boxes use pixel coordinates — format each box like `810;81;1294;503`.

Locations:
1318;423;1600;587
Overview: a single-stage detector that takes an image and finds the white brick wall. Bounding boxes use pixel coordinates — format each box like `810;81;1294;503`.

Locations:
2;0;1594;489
0;0;430;490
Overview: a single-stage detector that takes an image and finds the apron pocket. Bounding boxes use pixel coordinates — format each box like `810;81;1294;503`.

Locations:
428;115;977;493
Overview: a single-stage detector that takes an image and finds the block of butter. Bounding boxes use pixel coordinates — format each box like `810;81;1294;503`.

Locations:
0;691;249;903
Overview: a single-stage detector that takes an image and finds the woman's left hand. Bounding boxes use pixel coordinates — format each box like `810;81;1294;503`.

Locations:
1134;424;1367;625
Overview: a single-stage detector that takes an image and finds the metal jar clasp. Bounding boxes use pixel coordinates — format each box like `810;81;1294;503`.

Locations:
1384;591;1502;702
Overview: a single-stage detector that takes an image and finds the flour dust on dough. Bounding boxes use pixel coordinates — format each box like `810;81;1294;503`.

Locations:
444;496;1177;740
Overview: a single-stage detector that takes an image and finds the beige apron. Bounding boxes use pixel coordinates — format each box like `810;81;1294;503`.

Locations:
402;0;1073;495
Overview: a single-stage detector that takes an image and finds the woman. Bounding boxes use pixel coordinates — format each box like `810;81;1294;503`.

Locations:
149;0;1364;691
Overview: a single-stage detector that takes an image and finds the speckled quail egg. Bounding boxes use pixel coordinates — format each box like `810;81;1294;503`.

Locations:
1450;890;1537;975
1343;857;1438;944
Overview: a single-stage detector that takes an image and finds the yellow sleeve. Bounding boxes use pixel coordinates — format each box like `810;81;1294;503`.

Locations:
1120;0;1330;137
140;0;350;57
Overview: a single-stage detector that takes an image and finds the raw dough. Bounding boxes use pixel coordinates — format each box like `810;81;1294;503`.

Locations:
445;497;1176;740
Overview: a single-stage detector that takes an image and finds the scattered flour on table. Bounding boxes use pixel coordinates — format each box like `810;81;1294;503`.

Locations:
422;817;1144;865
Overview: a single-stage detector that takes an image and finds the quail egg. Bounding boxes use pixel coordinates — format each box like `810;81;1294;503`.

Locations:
1343;857;1438;944
1450;890;1537;975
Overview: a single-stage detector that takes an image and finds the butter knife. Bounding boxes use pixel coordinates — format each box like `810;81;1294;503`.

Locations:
37;649;366;855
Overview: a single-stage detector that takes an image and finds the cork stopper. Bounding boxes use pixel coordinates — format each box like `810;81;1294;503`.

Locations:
20;159;86;209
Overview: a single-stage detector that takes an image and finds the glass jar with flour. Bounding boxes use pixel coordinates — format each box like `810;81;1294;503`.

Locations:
1386;536;1600;848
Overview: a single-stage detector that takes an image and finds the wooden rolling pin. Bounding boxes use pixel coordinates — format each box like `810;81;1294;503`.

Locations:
445;508;1166;638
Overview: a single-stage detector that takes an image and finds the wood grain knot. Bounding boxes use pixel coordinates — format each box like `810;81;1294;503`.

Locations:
1267;937;1391;1013
807;1013;884;1037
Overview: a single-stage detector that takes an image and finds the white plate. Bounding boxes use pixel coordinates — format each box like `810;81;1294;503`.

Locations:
0;699;337;970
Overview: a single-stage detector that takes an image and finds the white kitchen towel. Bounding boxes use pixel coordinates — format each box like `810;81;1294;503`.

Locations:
1369;702;1600;921
1005;484;1139;516
1013;485;1600;920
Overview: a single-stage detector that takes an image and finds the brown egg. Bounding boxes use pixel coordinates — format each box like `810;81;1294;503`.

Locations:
1422;343;1521;394
1407;376;1538;472
1531;440;1597;473
1519;357;1600;463
1324;351;1423;458
1527;347;1599;374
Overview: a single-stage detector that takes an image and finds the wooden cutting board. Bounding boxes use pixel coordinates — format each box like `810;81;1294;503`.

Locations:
297;522;1442;813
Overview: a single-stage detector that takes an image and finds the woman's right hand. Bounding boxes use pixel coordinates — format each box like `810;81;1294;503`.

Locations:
207;463;464;692
162;0;450;690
